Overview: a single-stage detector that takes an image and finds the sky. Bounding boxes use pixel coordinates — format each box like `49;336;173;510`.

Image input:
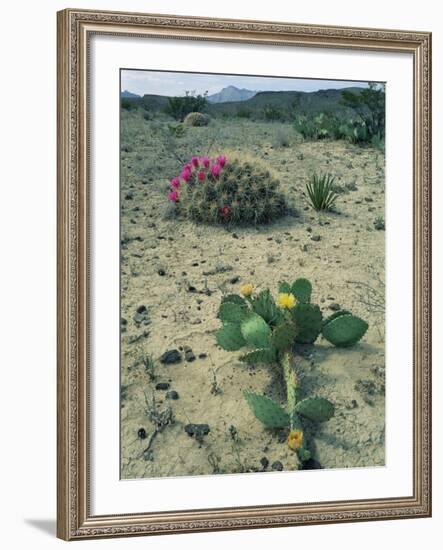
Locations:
121;69;370;97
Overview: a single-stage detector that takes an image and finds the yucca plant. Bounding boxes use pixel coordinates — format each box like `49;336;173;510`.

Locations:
305;172;338;211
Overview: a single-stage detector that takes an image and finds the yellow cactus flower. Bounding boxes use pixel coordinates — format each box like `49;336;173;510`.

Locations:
287;429;304;450
240;283;254;297
277;292;296;309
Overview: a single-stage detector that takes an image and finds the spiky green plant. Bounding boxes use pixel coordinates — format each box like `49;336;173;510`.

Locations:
214;278;368;466
168;153;288;225
306;172;338;211
183;112;210;127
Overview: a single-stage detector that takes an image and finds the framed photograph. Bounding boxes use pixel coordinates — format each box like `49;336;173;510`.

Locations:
57;8;431;540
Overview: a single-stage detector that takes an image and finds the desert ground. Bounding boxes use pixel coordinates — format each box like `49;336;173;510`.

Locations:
120;112;385;479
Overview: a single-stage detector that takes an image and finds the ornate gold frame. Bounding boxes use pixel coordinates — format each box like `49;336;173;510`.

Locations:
57;8;432;540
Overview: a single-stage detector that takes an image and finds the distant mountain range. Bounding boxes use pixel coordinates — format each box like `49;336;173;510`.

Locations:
121;90;141;98
207;85;257;104
120;86;366;120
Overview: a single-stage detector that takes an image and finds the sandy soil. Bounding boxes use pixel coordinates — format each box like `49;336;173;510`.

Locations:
120;118;385;479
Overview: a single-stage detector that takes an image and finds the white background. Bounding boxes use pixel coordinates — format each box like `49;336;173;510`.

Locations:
0;0;441;548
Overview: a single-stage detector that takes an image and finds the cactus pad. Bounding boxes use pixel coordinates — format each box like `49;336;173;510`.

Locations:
251;289;281;325
240;313;271;348
294;397;335;422
272;322;297;351
215;323;245;351
240;348;277;365
321;314;368;347
291;278;312;303
291;303;323;344
243;391;290;428
218;301;248;324
221;294;248;308
279;281;291;294
322;309;351;327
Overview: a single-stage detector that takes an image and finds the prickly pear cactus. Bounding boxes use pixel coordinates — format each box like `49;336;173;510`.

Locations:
291;278;312;303
240;313;271;348
291;303;323;344
213;278;369;466
243;391;290;428
215;323;245;351
295;397;335;422
240;348;277;365
322;313;368;347
272;322;297;351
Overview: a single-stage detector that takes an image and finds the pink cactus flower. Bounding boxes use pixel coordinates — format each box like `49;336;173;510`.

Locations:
202;156;210;168
217;155;227;167
211;163;221;178
191;156;200;168
167;190;179;202
220;205;231;218
184;163;192;171
180;169;191;182
197;171;206;182
170;177;180;189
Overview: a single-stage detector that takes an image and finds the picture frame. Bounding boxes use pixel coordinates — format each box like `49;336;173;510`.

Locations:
57;7;432;540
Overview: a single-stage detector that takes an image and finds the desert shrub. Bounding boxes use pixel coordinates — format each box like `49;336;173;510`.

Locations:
167;123;187;138
263;105;285;121
166;153;288;225
165;91;208;121
184;112;210;127
293;112;341;140
121;98;137;111
236;108;252;119
272;127;291;148
341;83;385;141
306;172;338;211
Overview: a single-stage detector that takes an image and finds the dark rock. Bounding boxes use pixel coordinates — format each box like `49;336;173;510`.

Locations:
133;305;150;326
329;303;341;311
260;457;269;470
160;349;182;364
302;458;322;470
184;346;196;362
121;318;128;333
125;192;133;200
166;390;179;400
184;423;210;438
198;353;208;359
155;382;170;390
271;461;284;471
157;269;166;276
232;233;239;239
137;428;147;440
311;235;321;242
229;276;240;284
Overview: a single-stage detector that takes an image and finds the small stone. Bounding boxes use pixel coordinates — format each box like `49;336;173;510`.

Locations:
232;233;239;239
137;428;147;440
329;303;341;311
166;390;179;400
184;423;210;438
229;276;240;284
271;461;283;471
351;399;358;408
184;346;196;362
160;349;182;364
198;353;208;359
260;457;269;470
311;235;321;242
155;382;170;390
157;269;166;276
133;305;150;326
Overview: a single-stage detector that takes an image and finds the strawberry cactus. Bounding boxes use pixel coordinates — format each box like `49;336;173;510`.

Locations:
214;278;368;465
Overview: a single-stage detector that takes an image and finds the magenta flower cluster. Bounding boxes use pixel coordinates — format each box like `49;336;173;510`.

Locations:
167;155;227;202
